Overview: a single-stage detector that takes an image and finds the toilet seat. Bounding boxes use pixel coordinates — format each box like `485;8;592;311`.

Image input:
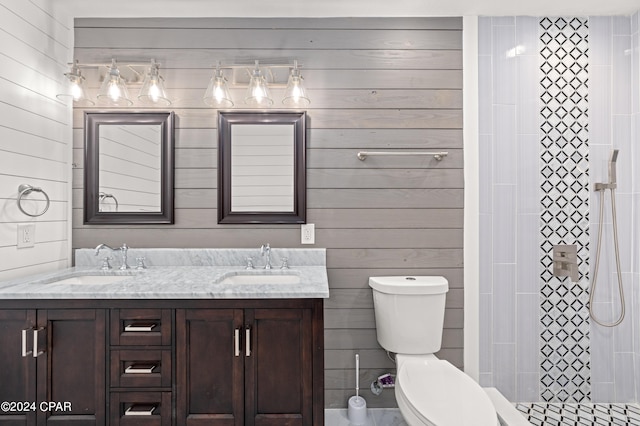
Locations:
395;355;498;426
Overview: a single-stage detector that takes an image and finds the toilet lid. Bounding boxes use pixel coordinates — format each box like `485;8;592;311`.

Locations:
397;357;497;426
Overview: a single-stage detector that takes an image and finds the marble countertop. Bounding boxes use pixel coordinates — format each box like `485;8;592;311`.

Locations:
0;248;329;299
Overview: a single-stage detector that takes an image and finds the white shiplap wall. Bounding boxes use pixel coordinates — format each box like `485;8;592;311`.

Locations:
0;0;72;280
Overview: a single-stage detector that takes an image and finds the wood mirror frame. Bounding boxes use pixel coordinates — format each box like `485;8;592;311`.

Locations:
84;111;175;224
218;111;306;224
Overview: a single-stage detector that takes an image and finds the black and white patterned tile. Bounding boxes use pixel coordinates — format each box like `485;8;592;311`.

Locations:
538;16;591;403
516;403;640;426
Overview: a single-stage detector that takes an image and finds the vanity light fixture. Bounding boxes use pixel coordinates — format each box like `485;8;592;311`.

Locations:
203;61;234;107
58;61;94;106
283;60;310;107
245;60;274;107
57;58;173;107
138;59;170;106
97;59;133;106
204;59;310;108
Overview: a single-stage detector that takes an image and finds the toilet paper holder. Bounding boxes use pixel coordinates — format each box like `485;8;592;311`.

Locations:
553;244;579;282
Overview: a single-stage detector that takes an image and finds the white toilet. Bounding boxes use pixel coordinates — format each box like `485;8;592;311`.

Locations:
369;276;499;426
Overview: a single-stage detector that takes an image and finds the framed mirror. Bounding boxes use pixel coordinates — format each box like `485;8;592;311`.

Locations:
218;111;306;224
84;111;175;224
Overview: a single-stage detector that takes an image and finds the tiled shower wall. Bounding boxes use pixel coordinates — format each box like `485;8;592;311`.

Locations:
478;16;543;402
479;12;640;403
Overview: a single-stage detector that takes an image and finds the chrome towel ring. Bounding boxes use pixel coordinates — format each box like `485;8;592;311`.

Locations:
99;192;119;212
17;184;50;217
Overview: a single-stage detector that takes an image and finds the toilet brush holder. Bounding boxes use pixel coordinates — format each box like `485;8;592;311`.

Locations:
348;353;367;424
348;395;367;425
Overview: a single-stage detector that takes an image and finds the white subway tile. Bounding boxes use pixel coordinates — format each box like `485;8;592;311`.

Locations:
589;17;613;67
492;25;517;105
516;215;540;293
614;352;636;402
493;264;516;343
493;105;517;184
516;293;540;373
493;185;516;263
590;311;615;382
516;372;540;402
612;35;632;115
480;293;494;374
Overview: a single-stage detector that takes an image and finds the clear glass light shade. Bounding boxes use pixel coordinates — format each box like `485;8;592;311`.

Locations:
203;68;233;107
97;62;132;106
245;64;273;107
138;61;170;106
57;65;94;106
282;70;310;107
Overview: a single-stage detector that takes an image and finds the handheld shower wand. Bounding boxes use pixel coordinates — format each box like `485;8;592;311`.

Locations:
608;149;618;187
590;148;625;327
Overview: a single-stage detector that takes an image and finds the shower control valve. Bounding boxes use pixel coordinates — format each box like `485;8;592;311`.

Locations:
552;244;579;282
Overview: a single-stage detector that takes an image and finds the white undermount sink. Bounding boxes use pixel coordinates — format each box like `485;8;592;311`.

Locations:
46;275;132;285
217;272;301;285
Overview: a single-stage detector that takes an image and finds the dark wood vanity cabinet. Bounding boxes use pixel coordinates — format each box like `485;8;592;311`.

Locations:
0;300;324;426
176;308;315;426
0;309;106;426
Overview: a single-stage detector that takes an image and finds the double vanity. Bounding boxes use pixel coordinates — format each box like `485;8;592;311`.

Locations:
0;248;328;426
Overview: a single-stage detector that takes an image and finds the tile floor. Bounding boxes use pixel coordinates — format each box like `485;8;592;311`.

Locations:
325;408;407;426
515;403;640;426
327;404;640;425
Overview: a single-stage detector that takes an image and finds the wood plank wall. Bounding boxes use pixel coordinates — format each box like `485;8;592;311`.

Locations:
0;0;72;281
71;17;464;408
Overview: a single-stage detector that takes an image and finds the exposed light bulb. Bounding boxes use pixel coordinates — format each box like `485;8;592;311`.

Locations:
108;78;122;102
203;62;233;107
57;61;94;106
70;80;84;101
138;59;170;106
288;80;302;102
97;60;132;106
245;61;273;107
148;79;161;102
213;81;226;103
283;60;310;107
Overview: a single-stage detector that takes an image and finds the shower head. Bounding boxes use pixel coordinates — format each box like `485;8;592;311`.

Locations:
609;149;619;186
610;149;619;163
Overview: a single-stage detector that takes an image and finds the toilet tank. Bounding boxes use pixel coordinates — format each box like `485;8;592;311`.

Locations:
369;276;448;354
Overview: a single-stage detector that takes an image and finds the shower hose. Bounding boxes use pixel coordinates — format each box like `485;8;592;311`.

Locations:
589;186;625;327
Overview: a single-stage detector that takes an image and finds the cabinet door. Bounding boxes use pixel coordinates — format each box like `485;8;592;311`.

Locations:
176;309;244;426
245;309;313;426
36;309;106;426
0;310;36;426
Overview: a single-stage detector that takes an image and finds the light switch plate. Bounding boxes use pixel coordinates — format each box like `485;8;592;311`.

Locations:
301;224;315;244
17;223;35;248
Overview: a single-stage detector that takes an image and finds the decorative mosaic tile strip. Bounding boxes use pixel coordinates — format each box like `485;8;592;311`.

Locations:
516;403;640;426
538;16;591;402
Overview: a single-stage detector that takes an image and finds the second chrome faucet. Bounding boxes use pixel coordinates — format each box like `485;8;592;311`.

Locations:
260;243;272;269
95;243;130;270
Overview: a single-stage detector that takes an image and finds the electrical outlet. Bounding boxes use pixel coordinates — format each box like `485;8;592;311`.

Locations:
17;224;35;248
301;224;315;244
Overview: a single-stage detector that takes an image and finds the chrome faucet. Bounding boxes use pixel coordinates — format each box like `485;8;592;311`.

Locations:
260;243;272;269
95;243;130;270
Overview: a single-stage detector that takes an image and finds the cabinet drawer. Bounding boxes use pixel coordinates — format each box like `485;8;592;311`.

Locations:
111;309;171;346
111;350;171;388
110;392;171;426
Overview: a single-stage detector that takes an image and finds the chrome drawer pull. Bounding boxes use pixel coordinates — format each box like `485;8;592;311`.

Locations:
245;326;251;357
125;404;157;416
124;322;157;332
234;328;240;357
32;327;45;358
21;328;32;357
124;363;157;374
